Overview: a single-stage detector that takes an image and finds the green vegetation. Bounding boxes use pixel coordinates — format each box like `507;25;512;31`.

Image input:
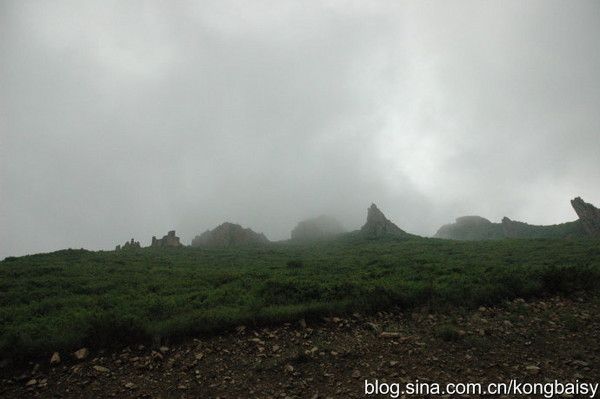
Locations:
1;237;600;359
501;219;585;239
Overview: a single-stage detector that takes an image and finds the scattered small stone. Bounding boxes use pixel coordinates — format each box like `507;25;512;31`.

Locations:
572;360;589;367
50;352;61;365
366;322;381;332
73;348;88;360
380;332;401;338
93;365;110;373
526;365;540;375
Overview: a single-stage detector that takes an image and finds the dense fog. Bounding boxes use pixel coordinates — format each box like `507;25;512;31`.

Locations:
1;1;599;258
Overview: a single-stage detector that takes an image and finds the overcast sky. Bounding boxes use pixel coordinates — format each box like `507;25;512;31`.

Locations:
1;1;599;258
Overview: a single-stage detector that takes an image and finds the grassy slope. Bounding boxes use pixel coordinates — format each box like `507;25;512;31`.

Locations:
1;236;600;358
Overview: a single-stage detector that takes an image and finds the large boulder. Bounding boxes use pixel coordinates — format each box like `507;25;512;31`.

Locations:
360;204;407;238
571;197;600;236
291;215;345;242
191;222;269;247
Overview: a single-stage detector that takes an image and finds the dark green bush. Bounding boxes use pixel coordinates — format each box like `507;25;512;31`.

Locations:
286;259;304;268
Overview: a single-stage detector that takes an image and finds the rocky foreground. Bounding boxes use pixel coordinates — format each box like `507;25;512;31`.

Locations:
1;295;599;398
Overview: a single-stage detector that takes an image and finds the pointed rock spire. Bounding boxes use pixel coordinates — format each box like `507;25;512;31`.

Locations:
571;197;600;236
360;203;407;237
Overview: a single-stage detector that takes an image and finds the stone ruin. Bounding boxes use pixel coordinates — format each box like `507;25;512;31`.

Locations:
151;230;183;248
115;238;141;251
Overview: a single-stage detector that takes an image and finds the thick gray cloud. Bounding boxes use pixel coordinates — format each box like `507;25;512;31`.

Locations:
1;1;599;258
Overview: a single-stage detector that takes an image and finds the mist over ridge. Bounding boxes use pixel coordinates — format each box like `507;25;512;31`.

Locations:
1;1;600;258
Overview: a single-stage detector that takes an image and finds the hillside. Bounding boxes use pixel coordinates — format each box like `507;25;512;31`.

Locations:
1;237;600;362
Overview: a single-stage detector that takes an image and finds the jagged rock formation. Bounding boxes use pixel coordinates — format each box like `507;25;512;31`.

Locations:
571;197;600;236
151;231;183;248
191;223;268;247
360;204;407;238
115;238;141;251
290;215;345;242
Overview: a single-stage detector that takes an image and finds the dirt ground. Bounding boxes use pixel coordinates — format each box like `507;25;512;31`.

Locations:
2;294;599;398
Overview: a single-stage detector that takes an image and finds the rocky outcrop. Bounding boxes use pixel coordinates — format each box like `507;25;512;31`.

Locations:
151;231;183;248
291;215;345;242
360;204;407;238
191;223;268;247
571;197;600;236
435;216;504;240
116;238;141;251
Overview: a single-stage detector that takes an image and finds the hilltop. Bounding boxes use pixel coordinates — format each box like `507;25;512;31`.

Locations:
435;197;599;240
191;223;269;247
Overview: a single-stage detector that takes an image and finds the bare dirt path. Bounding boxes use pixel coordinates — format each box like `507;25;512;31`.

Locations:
2;295;599;398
